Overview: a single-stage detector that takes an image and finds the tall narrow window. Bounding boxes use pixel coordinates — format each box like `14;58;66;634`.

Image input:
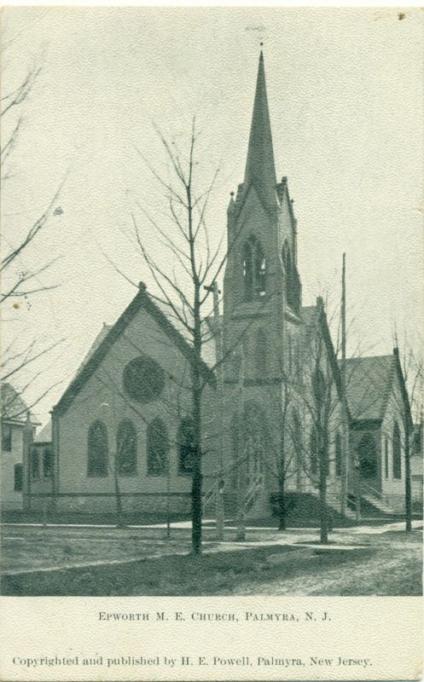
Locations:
384;437;389;479
242;236;266;301
87;420;109;477
43;447;53;478
147;418;169;476
117;420;137;476
310;427;318;476
393;422;401;479
31;448;40;480
335;433;342;477
2;424;12;451
255;329;267;376
313;367;326;406
291;410;302;489
282;240;300;311
178;417;194;474
14;463;23;491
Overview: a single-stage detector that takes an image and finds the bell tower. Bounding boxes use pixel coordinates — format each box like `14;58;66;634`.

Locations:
222;50;303;512
223;50;302;379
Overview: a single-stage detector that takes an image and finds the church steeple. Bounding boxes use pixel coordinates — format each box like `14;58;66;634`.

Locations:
244;51;277;210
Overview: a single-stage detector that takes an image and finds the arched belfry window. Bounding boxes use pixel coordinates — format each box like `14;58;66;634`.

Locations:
282;241;292;278
88;420;109;477
255;328;267;376
282;240;300;311
242;235;266;301
393;422;401;479
147;418;169;476
117;419;137;476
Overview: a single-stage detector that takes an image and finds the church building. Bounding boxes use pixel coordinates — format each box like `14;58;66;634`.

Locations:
22;52;413;521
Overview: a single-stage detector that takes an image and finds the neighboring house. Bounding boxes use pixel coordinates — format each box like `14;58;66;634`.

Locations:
411;422;423;506
1;383;37;511
344;350;413;513
28;421;54;509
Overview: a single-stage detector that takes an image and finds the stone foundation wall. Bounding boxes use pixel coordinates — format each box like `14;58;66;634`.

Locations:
28;494;191;515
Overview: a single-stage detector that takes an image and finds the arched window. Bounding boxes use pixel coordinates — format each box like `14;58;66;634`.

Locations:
242;236;266;301
335;433;342;477
384;437;389;479
31;447;40;480
358;432;377;480
147;418;169;476
43;447;53;479
117;420;137;476
282;241;292;277
282;240;300;311
310;427;318;476
255;329;267;376
178;417;194;475
313;367;326;406
393;422;402;479
87;420;108;477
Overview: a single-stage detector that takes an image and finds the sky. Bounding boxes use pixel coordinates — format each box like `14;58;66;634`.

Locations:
2;7;423;427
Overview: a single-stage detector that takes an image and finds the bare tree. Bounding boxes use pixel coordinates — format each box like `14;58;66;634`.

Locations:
124;119;245;555
392;343;422;532
1;51;66;417
286;298;348;544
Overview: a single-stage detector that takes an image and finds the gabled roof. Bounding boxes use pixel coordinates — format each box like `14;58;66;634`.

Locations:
53;285;215;417
76;323;112;374
299;303;347;409
1;383;32;424
342;355;395;422
34;420;52;443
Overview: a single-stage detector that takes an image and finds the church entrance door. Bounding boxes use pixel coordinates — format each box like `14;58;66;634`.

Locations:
358;432;379;490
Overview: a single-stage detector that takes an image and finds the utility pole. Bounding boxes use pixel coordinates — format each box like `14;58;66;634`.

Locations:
204;282;225;541
341;252;349;517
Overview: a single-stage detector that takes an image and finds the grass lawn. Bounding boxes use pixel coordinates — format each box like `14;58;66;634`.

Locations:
1;523;422;597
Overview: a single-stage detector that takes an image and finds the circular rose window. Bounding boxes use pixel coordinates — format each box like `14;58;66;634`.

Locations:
123;356;165;403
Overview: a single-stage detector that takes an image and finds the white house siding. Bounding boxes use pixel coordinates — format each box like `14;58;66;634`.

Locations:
31;304;217;514
1;423;25;510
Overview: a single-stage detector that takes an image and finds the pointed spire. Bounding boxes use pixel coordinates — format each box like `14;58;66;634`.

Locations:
244;50;277;210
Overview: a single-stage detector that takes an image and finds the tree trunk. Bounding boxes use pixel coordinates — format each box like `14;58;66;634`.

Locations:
278;476;286;531
191;298;203;555
404;423;412;533
319;442;329;544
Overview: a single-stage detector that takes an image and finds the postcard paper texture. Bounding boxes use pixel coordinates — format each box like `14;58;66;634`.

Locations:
1;6;423;682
